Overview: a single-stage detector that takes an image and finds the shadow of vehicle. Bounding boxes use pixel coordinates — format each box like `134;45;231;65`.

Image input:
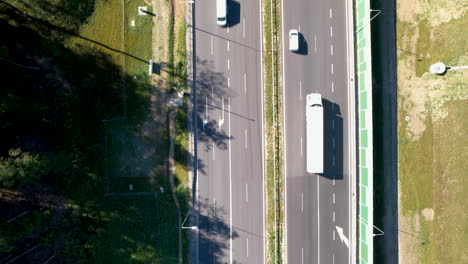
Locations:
322;98;343;180
227;0;241;28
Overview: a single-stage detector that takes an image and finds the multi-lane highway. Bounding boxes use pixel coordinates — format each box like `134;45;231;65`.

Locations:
194;0;265;263
282;0;355;264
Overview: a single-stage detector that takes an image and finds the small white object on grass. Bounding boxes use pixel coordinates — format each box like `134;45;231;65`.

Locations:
429;62;446;75
131;20;135;27
138;6;148;15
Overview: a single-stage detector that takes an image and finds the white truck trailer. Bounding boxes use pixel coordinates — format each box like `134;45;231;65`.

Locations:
306;93;324;174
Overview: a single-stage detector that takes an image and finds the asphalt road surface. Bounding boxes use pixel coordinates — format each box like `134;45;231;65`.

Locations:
281;0;355;263
194;0;265;263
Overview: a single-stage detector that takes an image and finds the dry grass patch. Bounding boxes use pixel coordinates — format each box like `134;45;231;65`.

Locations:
397;1;468;263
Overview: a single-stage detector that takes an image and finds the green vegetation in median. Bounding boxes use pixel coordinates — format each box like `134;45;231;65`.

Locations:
262;0;284;262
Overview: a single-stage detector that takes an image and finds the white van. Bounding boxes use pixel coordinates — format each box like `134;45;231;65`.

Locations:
289;29;299;52
217;0;227;26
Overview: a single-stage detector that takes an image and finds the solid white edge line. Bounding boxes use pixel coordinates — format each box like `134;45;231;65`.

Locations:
345;0;356;261
280;0;288;261
228;98;232;264
258;0;266;261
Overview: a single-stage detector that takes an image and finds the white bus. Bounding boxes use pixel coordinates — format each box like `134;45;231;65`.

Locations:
306;93;324;174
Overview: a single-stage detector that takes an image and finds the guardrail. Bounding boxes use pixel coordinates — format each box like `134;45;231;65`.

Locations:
355;0;374;263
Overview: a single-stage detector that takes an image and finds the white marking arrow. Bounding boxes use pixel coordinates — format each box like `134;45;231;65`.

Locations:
335;226;349;248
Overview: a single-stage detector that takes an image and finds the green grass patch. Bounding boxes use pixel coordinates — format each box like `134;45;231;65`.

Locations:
69;0;124;67
124;0;153;75
398;105;434;213
96;194;179;264
401;12;468;76
399;101;468;263
397;9;468;262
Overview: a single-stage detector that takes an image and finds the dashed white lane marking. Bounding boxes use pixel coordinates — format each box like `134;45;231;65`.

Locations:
330;8;333;19
227;59;230;70
301;192;304;212
246;183;249;202
299;81;302;100
246;237;249;257
205;96;209;119
333;137;335;149
227;26;229;33
333;179;336;186
210;36;214;55
333;193;336;204
332;119;335;129
300;136;303;157
244;73;247;93
317;176;320;264
314;35;317;53
227;41;230;52
333;156;336;167
302;248;304;264
213;197;216;215
243;19;246;38
228;77;231;88
332;81;335;93
211;85;214;104
298;25;301;32
331;63;334;75
330;26;333;37
333;254;335;264
333;229;336;241
331;44;334;56
333;211;336;222
212;139;215;160
245;129;248;149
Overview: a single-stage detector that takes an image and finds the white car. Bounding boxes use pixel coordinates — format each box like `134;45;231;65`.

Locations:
289;29;299;52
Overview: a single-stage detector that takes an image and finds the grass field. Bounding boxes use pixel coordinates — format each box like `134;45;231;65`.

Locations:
397;1;468;262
